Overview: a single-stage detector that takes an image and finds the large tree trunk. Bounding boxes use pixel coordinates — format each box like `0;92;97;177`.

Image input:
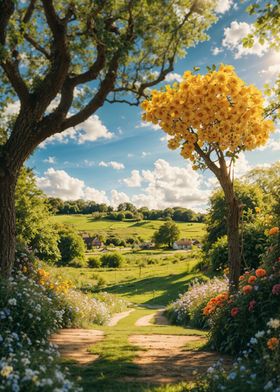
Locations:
226;194;241;292
0;173;17;277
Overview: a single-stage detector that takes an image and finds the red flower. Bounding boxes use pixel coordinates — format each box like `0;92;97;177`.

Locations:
256;268;267;278
231;307;239;317
243;285;253;294
248;300;256;312
272;284;280;295
248;276;256;284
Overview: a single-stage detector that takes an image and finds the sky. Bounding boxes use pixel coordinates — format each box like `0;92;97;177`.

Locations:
25;0;280;212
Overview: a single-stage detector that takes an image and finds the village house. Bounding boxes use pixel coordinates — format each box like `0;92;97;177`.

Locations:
173;238;192;250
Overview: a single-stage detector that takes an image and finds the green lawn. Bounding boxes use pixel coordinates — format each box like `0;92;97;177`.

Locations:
51;215;206;241
48;254;205;306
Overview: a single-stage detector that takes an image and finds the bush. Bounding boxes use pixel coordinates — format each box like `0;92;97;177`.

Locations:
204;234;280;354
0;272;79;391
191;319;280;392
208;235;228;274
101;252;124;268
88;256;102;268
57;227;86;265
167;277;228;329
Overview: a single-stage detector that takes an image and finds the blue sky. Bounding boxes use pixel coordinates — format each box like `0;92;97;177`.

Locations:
27;0;280;211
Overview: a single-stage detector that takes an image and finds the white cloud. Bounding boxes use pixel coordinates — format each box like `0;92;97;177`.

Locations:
260;129;280;151
136;121;161;131
43;156;56;164
98;161;125;170
123;170;142;187
160;134;173;143
233;152;251;178
164;72;182;83
129;159;210;210
141;151;151;158
36;168;109;203
211;47;223;56
39;114;113;147
222;21;268;58
215;0;233;13
110;189;130;208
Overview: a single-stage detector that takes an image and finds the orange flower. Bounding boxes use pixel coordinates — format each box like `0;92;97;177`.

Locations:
239;275;245;281
231;307;239;317
268;227;280;236
256;268;267;278
267;337;279;350
248;276;257;284
242;285;253;294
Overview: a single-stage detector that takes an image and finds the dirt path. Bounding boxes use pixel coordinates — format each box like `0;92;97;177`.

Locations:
135;309;169;326
127;334;231;383
107;309;134;326
50;329;104;364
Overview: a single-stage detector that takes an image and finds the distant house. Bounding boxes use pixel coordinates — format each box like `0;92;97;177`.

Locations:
140;242;155;250
173;238;192;250
92;237;104;248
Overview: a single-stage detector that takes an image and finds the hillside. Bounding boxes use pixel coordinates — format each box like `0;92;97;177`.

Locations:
51;215;206;241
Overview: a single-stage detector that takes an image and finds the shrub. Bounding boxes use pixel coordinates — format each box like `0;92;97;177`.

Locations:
57;227;86;265
0;272;79;391
192;319;280;392
204;235;280;354
208;235;228;274
101;252;124;268
88;256;102;268
167;277;228;329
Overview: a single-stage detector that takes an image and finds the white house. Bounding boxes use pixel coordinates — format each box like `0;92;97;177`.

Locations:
173;238;192;250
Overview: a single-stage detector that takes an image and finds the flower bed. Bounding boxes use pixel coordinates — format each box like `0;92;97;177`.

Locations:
167;277;228;328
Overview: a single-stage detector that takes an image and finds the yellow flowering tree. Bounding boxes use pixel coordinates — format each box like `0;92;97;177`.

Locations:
141;65;275;290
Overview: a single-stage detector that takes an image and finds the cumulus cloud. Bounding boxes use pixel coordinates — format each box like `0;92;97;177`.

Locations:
110;189;130;207
164;72;182;83
127;159;210;210
43;156;56;164
123;170;142;187
40;115;113;147
211;47;223;56
136;121;161;131
98;161;125;170
222;21;268;58
36;168;109;203
215;0;233;13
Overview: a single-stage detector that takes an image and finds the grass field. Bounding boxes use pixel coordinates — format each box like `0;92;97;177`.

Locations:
48;251;205;306
51;215;206;241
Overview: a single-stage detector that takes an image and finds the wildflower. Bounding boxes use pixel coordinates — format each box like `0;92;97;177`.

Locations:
242;285;253;294
268;227;279;235
239;275;245;281
255;268;266;278
248;300;256;312
267;337;279;350
248;276;256;284
267;319;280;329
231;307;239;317
0;365;13;377
272;284;280;295
8;298;17;306
255;331;265;338
250;337;258;345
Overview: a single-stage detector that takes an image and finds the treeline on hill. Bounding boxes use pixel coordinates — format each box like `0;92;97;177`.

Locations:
47;198;205;223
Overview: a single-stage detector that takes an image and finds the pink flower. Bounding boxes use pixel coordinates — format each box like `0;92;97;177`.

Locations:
248;300;256;312
272;284;280;295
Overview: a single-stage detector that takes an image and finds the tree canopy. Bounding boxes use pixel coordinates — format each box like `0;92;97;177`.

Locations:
153;220;180;248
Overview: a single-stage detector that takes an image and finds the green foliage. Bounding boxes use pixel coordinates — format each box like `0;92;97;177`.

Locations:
15;168;60;263
101;252;124;268
153;221;180;248
208;235;228;273
57;226;86;266
204;181;263;252
207;253;280;355
88;256;102;268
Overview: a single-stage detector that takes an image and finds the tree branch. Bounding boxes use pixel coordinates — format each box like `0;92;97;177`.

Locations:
0;0;14;46
1;60;30;104
194;142;221;179
24;33;51;59
22;0;37;24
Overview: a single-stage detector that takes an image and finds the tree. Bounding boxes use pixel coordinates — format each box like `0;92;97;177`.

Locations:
16;168;60;263
0;0;218;276
57;226;86;265
142;65;275;290
243;1;280;121
153;221;180;248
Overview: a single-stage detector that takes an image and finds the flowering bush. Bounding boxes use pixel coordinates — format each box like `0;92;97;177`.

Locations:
192;319;280;392
167;277;228;328
0;272;80;391
60;290;128;327
204;249;280;354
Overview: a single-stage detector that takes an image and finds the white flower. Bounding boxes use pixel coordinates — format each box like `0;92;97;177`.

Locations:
227;372;237;380
267;319;280;329
250;337;258;345
255;331;265;338
8;298;17;306
264;381;273;390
